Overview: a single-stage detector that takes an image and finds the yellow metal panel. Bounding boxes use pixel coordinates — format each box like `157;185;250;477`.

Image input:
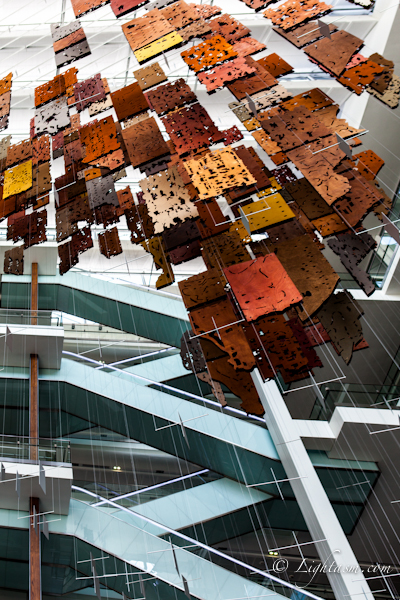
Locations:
134;32;184;63
241;192;295;232
3;159;33;199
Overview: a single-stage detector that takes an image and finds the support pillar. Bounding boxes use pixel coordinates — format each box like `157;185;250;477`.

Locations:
29;497;41;600
252;371;373;600
29;263;41;600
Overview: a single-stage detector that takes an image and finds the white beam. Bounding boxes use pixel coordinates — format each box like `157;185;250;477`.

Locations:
251;371;374;600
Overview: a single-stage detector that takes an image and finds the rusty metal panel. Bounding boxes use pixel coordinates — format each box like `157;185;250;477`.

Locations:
0;73;12;95
162;219;201;251
273;20;337;48
169;240;201;264
271;234;339;319
227;58;277;100
257;53;293;77
282;88;334;112
207;354;263;415
271;165;297;187
368;53;394;93
26;162;52;200
145;78;196;115
6;140;32;168
122;117;170;168
338;60;384;95
224;254;302;320
125;203;154;242
122;9;175;51
328;231;376;297
226;145;271;201
34;69;77;107
141;235;175;288
198;57;257;92
189;297;255;371
264;0;332;30
311;105;363;139
86;174;119;210
222;126;244;146
134;31;184;63
260;106;331;151
241;192;295;232
94;204;120;227
162;103;223;156
353;149;384;180
205;13;250;42
111;0;148;17
80;116;120;163
368;73;400;108
117;186;135;211
180;21;212;41
111;82;149;121
98;227;123;258
252;129;282;156
333;169;383;227
232;37;266;57
8;210;47;248
304;30;363;77
190;3;222;19
202;229;250;270
195;198;231;238
139;166;198;234
160;0;200;28
55;40;91;68
51;20;82;42
249;85;292;112
74;74;106;112
34;97;70;136
70;0;109;17
244;315;310;383
317;291;363;364
286;137;350;205
133;62;167;90
53;27;86;52
311;212;347;237
32;136;50;166
4;246;24;275
184;147;257;199
59;226;93;274
179;268;227;310
286;177;333;220
3;160;33;199
56;206;79;242
181;35;237;73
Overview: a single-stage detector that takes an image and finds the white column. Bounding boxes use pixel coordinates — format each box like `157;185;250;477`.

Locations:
252;371;374;600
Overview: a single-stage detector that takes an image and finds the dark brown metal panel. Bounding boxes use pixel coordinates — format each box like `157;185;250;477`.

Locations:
162;103;223;156
317;290;364;364
179;268;227;310
189;297;256;370
257;53;293;77
202;229;251;270
111;82;149;121
271;233;339;320
286;177;333;220
328;231;376;296
273;20;337;48
122;117;170;167
74;74;106;112
98;226;123;258
133;62;167;90
304;30;364;77
4;245;24;275
204;13;250;42
145;78;196;115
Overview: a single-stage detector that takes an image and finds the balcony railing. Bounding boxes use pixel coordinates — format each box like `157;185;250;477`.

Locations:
0;435;71;463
